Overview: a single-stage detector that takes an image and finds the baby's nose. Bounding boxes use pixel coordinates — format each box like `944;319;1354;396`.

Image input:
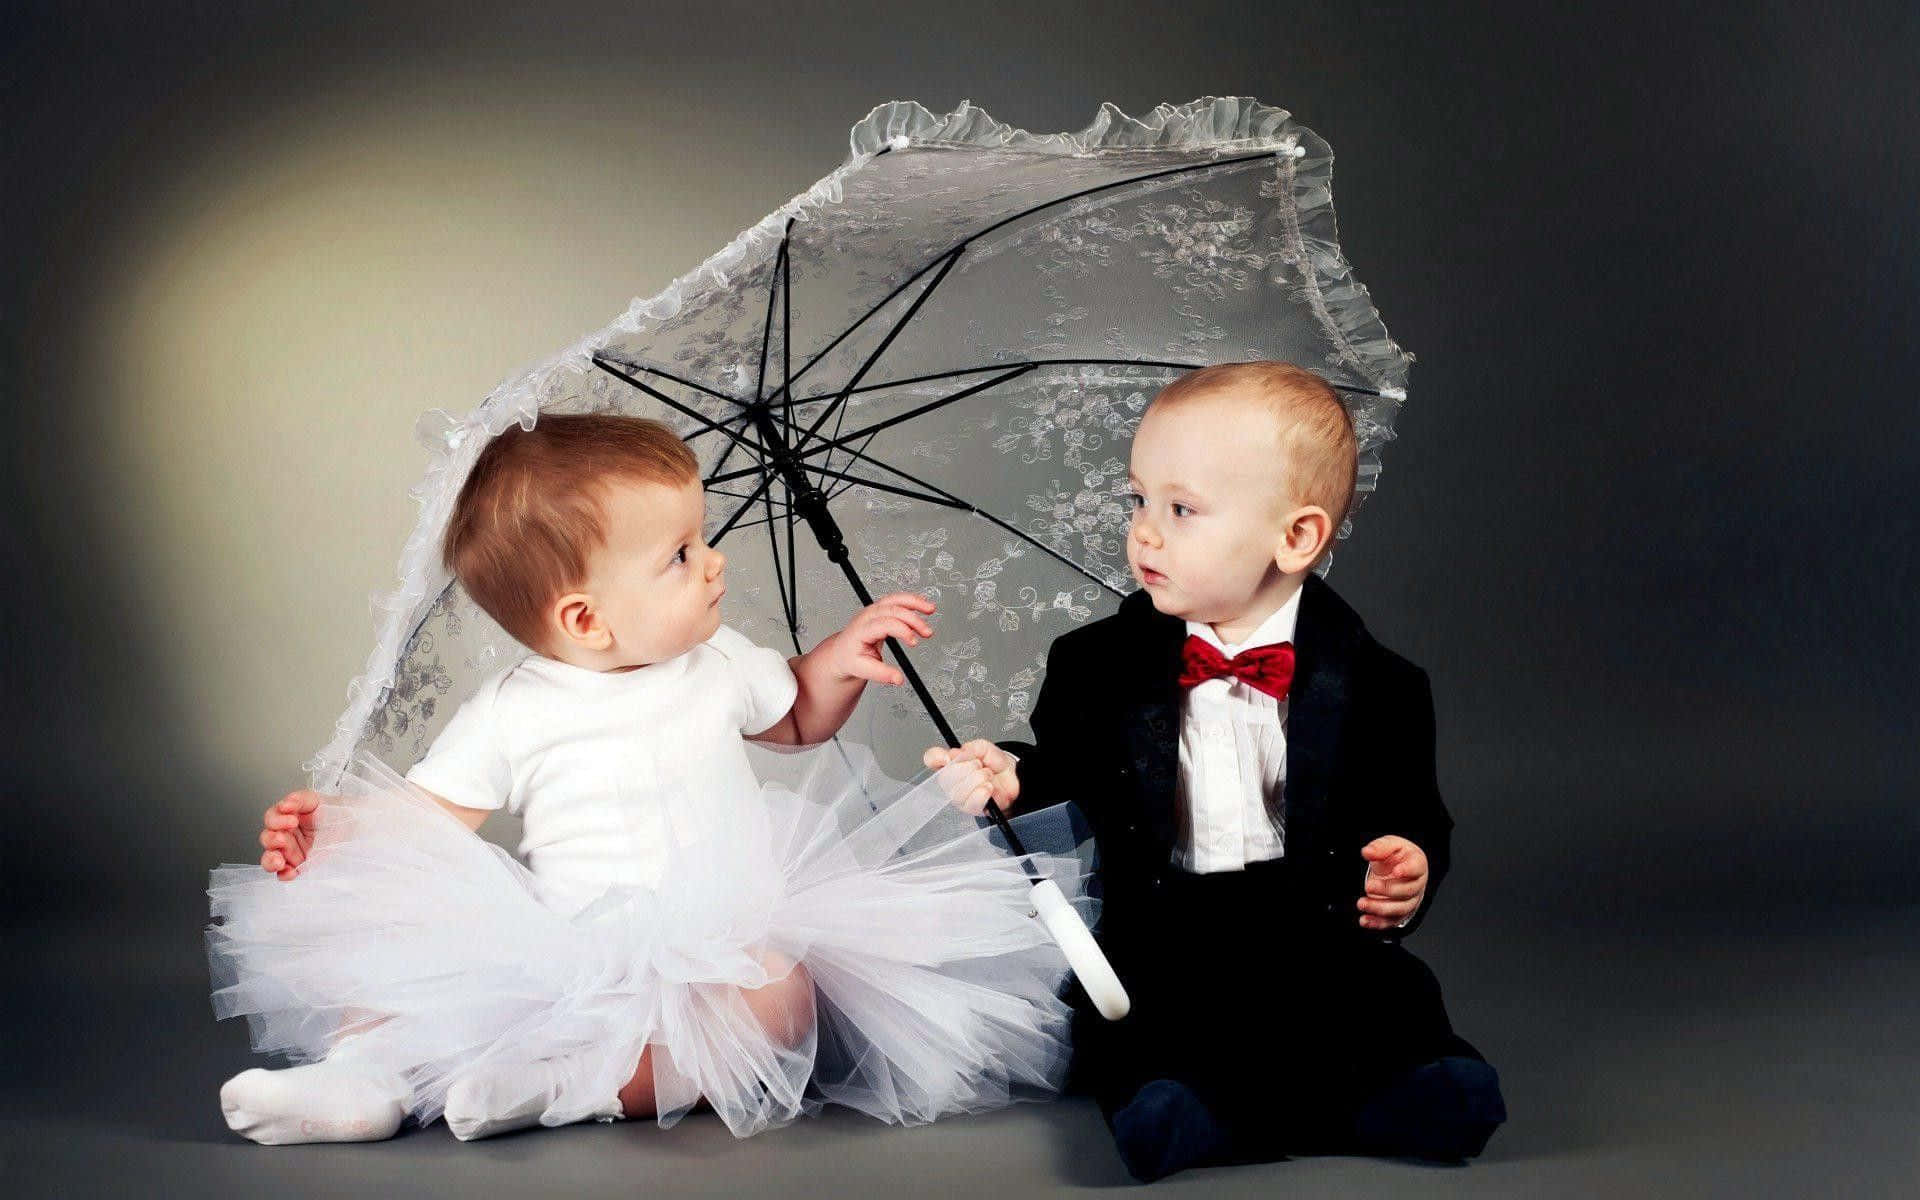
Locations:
709;550;726;576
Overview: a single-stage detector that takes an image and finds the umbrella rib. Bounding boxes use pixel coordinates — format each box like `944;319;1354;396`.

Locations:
719;510;789;535
705;427;749;485
814;381;856;495
791;248;964;467
821;426;885;502
790;358;1187;405
805;249;954;489
783;486;799;637
806;464;967;509
593;353;753;410
708;361;1034;488
592;355;761;451
708;470;779;546
712;486;789;507
789;357;1388;407
821;441;1126;598
755;233;788;404
781;218;795;432
708;461;775;487
592;355;767;494
761;151;1276;411
683;409;756;446
795;363;1038;461
761;473;796;632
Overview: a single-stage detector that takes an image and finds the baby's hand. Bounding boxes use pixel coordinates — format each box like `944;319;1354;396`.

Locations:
258;791;325;880
923;739;1020;816
827;592;936;686
1357;836;1428;930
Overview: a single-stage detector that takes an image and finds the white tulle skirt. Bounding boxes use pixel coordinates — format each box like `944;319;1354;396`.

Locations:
206;744;1091;1137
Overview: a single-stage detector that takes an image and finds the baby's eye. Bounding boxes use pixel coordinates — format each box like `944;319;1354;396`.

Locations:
673;545;688;564
1171;503;1192;518
1125;492;1144;510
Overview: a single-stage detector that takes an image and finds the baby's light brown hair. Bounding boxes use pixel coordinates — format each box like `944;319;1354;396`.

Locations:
443;413;699;651
1150;361;1358;537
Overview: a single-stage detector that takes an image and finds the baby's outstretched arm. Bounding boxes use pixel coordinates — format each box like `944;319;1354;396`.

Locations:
256;787;490;879
750;592;935;746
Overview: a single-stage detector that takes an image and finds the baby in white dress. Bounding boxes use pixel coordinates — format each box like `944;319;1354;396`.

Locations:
213;413;1080;1144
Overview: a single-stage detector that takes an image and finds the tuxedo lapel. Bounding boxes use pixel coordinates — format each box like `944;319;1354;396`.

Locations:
1116;592;1186;853
1284;574;1358;842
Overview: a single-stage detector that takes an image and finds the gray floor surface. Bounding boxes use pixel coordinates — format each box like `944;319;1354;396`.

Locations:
4;901;1914;1198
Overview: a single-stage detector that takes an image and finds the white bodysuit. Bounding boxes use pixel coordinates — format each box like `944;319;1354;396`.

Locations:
404;624;798;915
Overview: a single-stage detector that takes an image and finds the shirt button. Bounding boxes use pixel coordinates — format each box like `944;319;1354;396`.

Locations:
1325;902;1337;914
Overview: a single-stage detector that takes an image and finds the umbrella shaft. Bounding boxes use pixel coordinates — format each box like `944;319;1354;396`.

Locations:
749;409;1042;880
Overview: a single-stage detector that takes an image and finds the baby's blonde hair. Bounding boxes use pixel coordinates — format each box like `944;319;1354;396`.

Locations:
443;413;699;651
1150;361;1358;536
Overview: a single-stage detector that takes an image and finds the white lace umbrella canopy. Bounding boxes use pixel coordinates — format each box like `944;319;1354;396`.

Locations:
313;97;1414;790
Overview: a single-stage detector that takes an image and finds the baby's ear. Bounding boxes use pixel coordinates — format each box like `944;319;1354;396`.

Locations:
550;591;611;651
1273;504;1333;575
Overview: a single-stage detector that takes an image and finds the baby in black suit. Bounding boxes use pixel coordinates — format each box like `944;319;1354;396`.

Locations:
927;362;1505;1180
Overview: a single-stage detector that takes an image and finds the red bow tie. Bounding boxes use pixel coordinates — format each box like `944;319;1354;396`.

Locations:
1177;635;1296;701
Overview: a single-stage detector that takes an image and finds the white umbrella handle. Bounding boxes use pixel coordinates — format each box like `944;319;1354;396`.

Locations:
1030;878;1130;1021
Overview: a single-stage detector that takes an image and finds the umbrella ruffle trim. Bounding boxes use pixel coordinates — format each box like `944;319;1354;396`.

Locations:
850;96;1304;156
857;97;1414;526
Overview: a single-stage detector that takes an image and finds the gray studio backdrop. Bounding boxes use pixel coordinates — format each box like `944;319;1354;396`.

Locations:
7;0;1915;975
8;4;1920;1196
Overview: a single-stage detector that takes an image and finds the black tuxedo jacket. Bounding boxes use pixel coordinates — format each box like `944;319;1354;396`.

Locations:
1002;574;1454;973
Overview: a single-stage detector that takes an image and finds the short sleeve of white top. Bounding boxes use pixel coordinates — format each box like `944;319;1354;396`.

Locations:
403;624;799;913
706;623;802;738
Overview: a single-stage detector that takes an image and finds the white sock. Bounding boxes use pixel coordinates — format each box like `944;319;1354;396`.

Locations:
220;1055;412;1146
442;1052;625;1142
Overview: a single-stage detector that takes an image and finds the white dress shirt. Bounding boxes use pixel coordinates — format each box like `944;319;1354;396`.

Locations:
1172;587;1302;874
998;585;1418;924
